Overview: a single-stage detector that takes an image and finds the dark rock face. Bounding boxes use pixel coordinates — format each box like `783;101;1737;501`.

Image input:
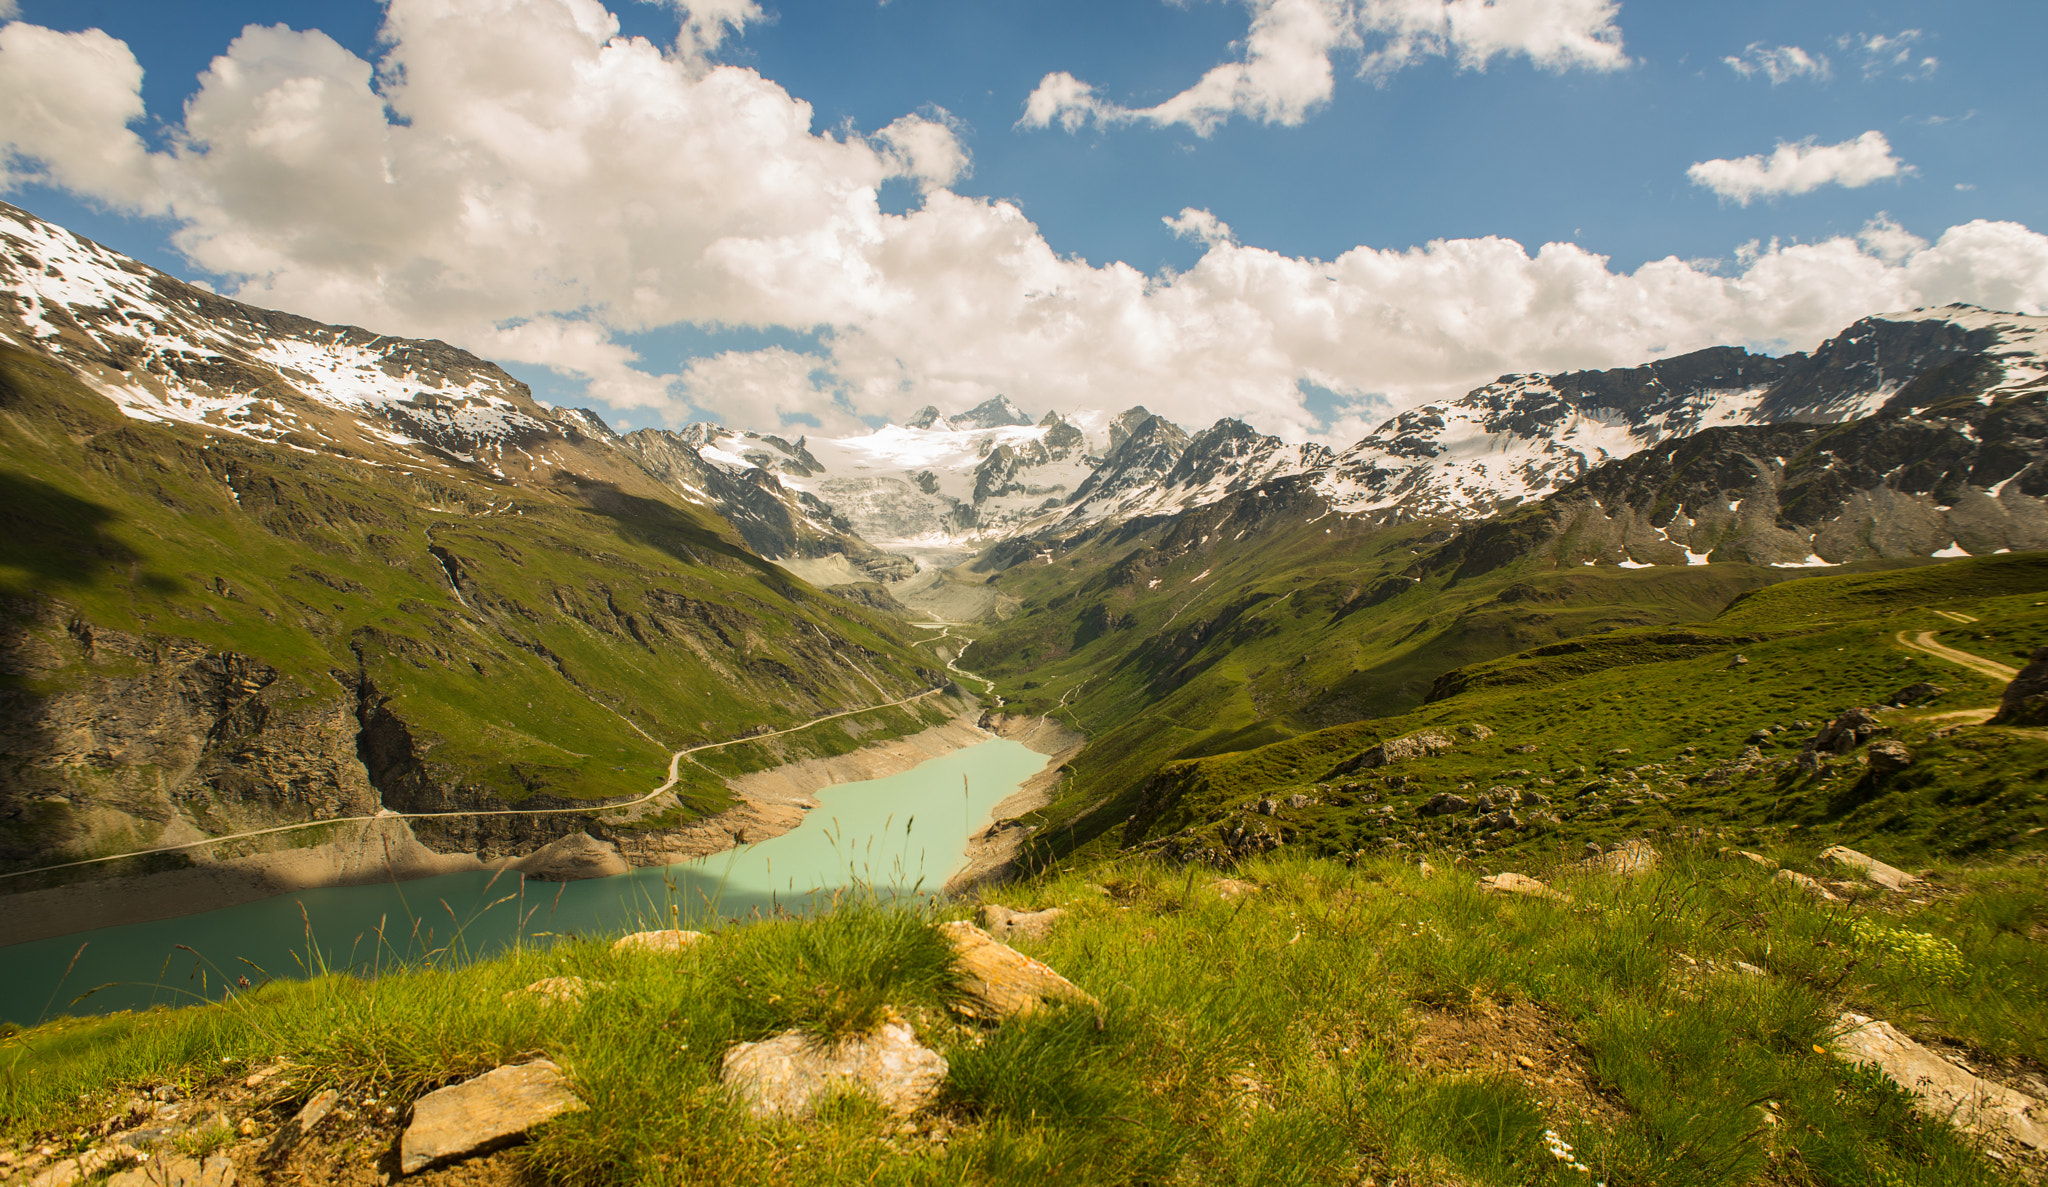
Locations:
1867;739;1915;775
0;603;379;869
1993;646;2048;726
949;395;1034;429
1812;708;1889;755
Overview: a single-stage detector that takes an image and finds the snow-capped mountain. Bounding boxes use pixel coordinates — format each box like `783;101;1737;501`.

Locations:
7;198;2047;585
662;407;1123;566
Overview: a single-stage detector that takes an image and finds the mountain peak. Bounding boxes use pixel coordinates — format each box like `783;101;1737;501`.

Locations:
950;395;1034;429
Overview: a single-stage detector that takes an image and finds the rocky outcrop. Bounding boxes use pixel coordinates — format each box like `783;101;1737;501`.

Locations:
510;832;630;881
398;1060;584;1174
1832;1014;2046;1150
0;603;378;872
720;1014;948;1119
939;921;1100;1021
1992;646;2048;725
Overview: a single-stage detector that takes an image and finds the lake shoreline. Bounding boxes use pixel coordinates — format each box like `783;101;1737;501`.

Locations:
944;713;1087;896
0;709;996;949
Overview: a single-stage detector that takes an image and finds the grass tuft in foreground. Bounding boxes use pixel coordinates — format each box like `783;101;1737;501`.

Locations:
2;851;2042;1185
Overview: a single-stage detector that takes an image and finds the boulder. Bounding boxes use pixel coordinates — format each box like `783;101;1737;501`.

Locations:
939;921;1099;1021
1991;646;2048;726
1336;729;1454;773
611;929;710;955
1819;846;1919;892
105;1155;235;1187
1480;809;1522;832
1832;1014;2046;1149
1417;793;1471;818
399;1059;584;1175
720;1013;947;1119
510;832;630;881
1577;839;1660;876
1890;682;1946;705
1721;848;1777;870
1455;723;1494;740
1866;739;1914;775
1812;708;1886;755
1477;873;1570;903
1773;869;1840;902
977;904;1067;943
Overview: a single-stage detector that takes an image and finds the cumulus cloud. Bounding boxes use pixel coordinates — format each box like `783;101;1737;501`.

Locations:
1724;43;1829;85
1841;29;1937;80
1;0;2045;447
0;21;160;203
1688;131;1911;206
1021;0;1627;136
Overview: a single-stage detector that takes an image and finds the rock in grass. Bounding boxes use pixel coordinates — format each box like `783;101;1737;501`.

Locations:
1992;646;2048;726
1210;877;1259;898
1819;846;1920;892
1477;872;1570;903
1576;840;1660;876
939;921;1100;1021
399;1059;583;1175
262;1088;338;1165
105;1154;235;1187
511;832;630;881
1720;847;1777;870
1417;793;1470;818
977;904;1066;943
1832;1014;2047;1150
720;1013;948;1119
1890;682;1945;705
612;929;711;954
1866;740;1914;775
1333;728;1454;775
1773;869;1840;902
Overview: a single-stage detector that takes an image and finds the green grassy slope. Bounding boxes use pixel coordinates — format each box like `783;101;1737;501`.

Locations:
968;481;1844;870
1051;554;2048;875
3;852;2040;1186
0;346;950;871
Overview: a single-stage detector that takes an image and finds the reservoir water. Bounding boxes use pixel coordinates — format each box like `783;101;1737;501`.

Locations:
0;738;1047;1026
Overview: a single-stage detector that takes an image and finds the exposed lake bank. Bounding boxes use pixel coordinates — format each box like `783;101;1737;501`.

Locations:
0;707;999;949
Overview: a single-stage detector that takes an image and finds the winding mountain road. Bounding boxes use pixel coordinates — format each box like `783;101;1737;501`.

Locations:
1896;630;2020;683
0;687;948;882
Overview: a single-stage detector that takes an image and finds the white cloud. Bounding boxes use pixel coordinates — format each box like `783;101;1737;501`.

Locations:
0;21;160;204
1841;29;1937;80
2;1;2045;448
0;2;17;19
1021;0;1627;136
1688;131;1911;206
1724;43;1829;85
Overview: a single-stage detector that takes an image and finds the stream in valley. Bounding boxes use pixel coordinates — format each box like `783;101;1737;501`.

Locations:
0;738;1047;1026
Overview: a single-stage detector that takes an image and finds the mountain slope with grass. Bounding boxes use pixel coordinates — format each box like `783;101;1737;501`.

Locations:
0;340;959;891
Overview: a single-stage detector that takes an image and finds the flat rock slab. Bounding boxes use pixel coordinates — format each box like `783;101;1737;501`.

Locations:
1833;1013;2046;1150
1819;846;1920;892
940;920;1100;1021
978;904;1066;943
721;1014;947;1119
1478;873;1571;903
611;929;710;954
1773;869;1840;902
400;1059;584;1175
105;1154;235;1187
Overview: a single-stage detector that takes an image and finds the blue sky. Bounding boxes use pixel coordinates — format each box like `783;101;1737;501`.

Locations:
3;0;2044;441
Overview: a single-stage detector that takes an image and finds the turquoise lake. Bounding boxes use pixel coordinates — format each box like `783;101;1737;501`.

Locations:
0;738;1047;1025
